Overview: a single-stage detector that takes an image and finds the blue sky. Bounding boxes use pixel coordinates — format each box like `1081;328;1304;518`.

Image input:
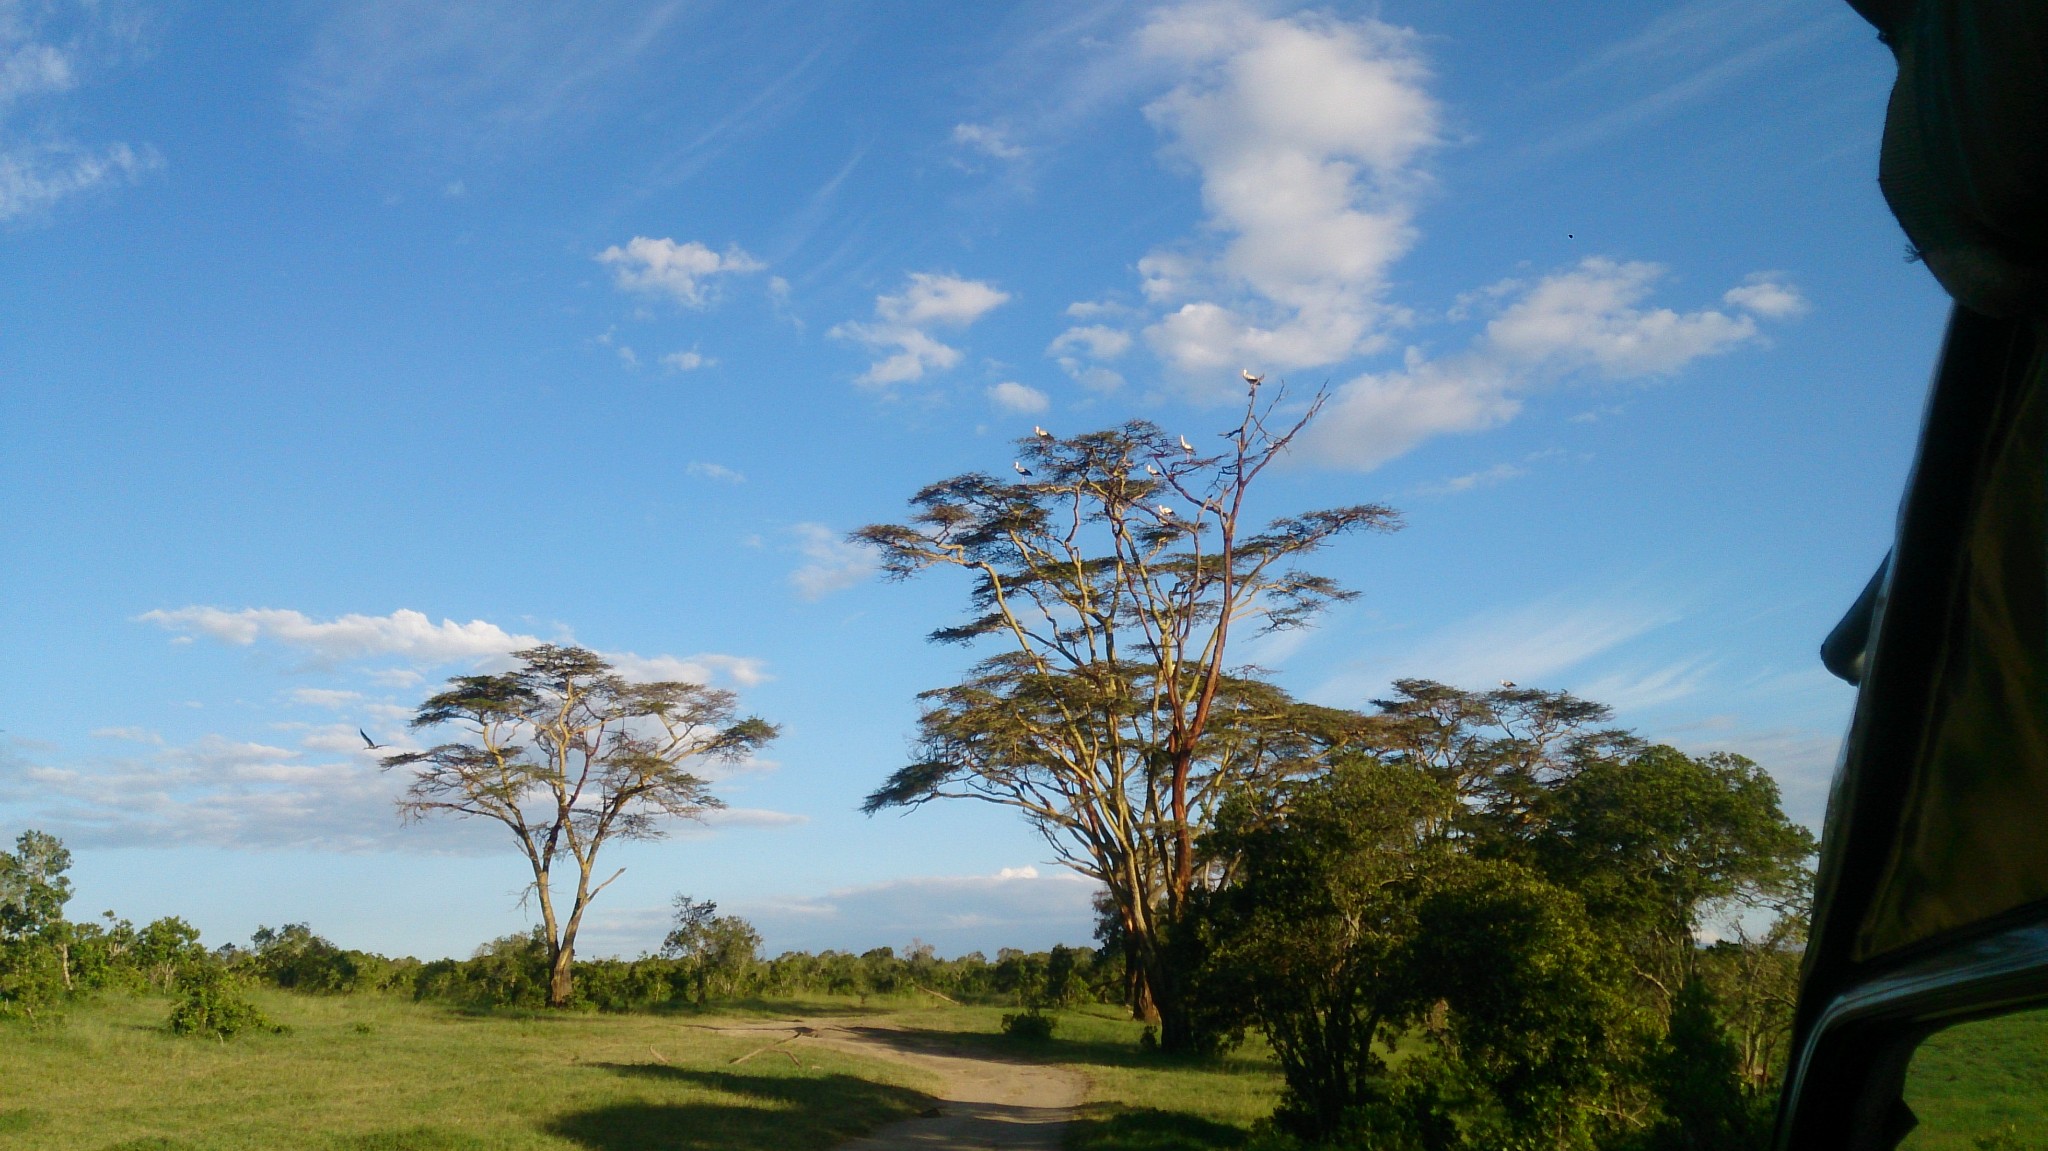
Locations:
1;0;1945;960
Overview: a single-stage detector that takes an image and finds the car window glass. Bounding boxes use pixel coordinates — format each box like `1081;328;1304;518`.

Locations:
1899;1003;2048;1149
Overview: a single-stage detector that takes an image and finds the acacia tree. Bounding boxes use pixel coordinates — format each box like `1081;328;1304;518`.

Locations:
385;644;776;1007
856;381;1399;1048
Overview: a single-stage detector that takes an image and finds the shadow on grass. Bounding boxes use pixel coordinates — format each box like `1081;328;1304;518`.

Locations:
849;1022;1269;1076
546;1063;932;1151
1064;1104;1249;1151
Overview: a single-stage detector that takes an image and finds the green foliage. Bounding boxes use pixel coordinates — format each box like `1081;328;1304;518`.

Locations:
1001;1008;1058;1040
166;964;283;1039
1635;979;1771;1151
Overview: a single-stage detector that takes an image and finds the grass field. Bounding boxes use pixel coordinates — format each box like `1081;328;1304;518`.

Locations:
0;992;939;1151
0;994;1284;1151
1901;1006;2048;1151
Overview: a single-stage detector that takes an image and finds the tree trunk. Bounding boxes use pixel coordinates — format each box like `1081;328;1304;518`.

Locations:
548;940;575;1008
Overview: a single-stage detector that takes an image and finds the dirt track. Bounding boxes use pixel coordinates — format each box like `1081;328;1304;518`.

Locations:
709;1019;1085;1151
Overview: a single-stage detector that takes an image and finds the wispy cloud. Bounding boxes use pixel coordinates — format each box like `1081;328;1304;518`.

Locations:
1315;594;1679;704
685;460;745;484
738;866;1100;955
0;3;159;223
830;273;1010;387
788;523;879;600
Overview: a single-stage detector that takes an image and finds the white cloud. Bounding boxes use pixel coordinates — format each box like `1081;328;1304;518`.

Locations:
1484;258;1757;376
1047;325;1132;361
604;651;770;688
788;523;879;600
1412;461;1527;497
1298;258;1785;471
89;726;162;745
1132;1;1440;390
952;121;1023;160
662;349;714;372
139;605;767;686
0;7;158;223
1047;325;1133;392
1722;273;1808;319
986;381;1049;414
685;460;745;483
138;606;541;665
1574;657;1719;712
290;688;364;709
597;236;766;308
739;866;1100;955
830;272;1010;386
1315;594;1678;705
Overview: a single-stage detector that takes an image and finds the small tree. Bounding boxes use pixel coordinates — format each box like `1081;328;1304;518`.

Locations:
386;644;776;1007
858;380;1398;1049
660;895;761;1004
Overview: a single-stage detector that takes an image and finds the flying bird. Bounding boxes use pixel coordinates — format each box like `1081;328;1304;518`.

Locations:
1241;369;1263;387
359;728;385;751
1033;425;1052;439
1179;434;1195;455
1013;461;1033;477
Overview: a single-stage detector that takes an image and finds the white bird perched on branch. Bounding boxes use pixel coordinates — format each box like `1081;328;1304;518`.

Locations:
1155;505;1175;519
1179;434;1195;454
1499;680;1517;689
1144;463;1160;476
1013;461;1033;477
1033;425;1052;439
1241;369;1263;387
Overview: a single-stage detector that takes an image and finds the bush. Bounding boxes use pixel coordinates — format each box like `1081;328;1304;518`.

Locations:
1000;1009;1057;1041
167;966;281;1039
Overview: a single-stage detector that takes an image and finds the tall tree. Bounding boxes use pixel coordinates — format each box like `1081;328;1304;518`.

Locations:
385;645;776;1007
857;381;1398;1048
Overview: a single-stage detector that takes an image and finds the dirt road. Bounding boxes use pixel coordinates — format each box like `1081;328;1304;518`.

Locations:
708;1019;1085;1151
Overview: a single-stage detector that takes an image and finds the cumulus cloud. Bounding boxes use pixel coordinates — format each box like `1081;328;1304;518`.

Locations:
662;349;714;372
139;605;768;687
986;381;1049;414
1047;324;1132;391
597;236;766;308
1298;258;1786;471
0;7;159;222
830;273;1010;386
788;523;879;600
1131;1;1440;390
1722;273;1808;319
138;607;541;665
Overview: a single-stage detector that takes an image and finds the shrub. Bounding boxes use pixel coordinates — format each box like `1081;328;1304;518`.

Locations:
1000;1009;1056;1041
167;966;281;1039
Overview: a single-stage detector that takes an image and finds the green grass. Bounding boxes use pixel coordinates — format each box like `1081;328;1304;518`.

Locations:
1901;1006;2048;1150
0;991;938;1151
0;993;1288;1151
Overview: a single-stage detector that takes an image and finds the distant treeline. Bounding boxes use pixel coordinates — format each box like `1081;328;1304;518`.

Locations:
214;921;1120;1014
0;831;1113;1028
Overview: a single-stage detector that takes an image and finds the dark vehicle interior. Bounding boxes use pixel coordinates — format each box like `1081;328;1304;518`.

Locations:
1778;1;2048;1147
